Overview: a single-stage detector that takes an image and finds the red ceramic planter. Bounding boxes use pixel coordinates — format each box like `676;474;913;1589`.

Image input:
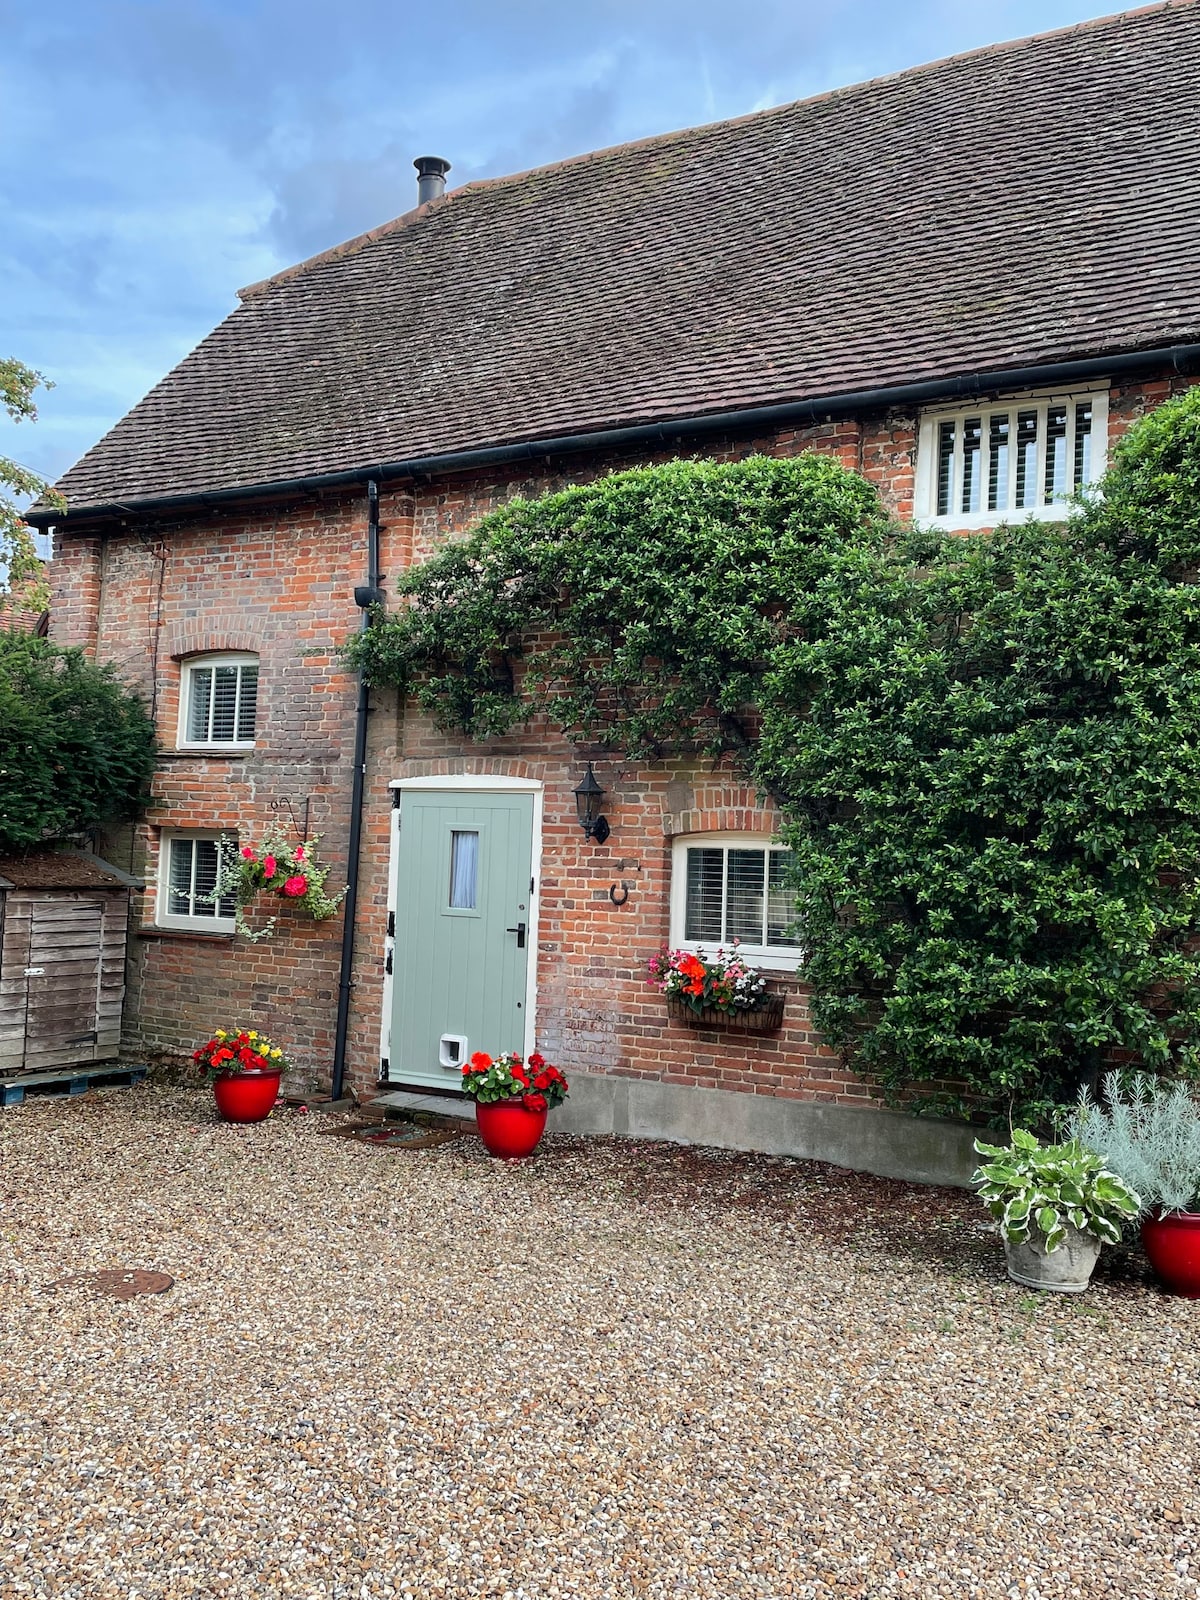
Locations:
475;1099;548;1159
1141;1210;1200;1298
212;1069;282;1124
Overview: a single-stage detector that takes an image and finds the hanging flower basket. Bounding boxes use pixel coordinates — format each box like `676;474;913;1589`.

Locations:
665;993;785;1032
212;827;348;941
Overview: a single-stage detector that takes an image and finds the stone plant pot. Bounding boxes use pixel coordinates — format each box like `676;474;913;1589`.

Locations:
1003;1225;1101;1293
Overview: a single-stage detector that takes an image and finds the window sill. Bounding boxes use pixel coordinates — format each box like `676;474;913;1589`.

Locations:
916;504;1074;533
671;940;802;974
161;749;253;760
136;926;237;943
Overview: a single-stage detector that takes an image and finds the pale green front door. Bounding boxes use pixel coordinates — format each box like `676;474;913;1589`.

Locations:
388;788;535;1089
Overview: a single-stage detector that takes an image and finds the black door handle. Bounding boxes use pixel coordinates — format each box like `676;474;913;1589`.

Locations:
506;921;527;948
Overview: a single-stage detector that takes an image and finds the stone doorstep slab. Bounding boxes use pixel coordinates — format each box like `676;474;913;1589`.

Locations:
370;1090;475;1123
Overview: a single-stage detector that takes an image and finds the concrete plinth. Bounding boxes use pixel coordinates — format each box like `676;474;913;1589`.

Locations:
551;1072;977;1188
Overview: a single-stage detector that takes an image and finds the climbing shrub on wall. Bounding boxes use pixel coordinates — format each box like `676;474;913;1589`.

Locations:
350;392;1200;1124
349;455;891;758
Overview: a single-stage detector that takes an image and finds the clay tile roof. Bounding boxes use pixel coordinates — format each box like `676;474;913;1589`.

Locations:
46;1;1200;519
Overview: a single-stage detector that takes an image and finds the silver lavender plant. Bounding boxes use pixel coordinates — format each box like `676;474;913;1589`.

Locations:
1069;1073;1200;1217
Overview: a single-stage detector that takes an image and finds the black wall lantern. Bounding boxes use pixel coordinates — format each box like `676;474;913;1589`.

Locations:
573;763;610;845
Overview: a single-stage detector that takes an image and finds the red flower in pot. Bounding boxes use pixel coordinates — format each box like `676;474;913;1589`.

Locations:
193;1027;289;1123
461;1049;569;1158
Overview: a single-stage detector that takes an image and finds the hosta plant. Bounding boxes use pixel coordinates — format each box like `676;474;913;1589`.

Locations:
460;1050;568;1112
973;1129;1140;1252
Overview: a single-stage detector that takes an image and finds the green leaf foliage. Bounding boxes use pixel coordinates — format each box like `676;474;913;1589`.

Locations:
972;1132;1140;1251
0;632;157;851
348;454;888;758
348;389;1200;1123
1;358;61;612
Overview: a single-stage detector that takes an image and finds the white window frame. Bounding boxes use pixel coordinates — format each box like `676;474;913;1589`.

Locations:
156;832;238;932
914;387;1108;531
177;652;259;750
669;832;800;973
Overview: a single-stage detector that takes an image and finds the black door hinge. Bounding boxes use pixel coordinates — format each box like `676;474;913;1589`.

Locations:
386;911;395;938
391;789;402;808
385;950;393;975
380;1056;389;1076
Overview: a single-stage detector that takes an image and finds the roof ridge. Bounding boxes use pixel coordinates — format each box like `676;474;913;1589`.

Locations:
239;0;1188;305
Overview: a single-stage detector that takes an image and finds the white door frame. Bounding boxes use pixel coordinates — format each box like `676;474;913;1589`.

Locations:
379;775;544;1083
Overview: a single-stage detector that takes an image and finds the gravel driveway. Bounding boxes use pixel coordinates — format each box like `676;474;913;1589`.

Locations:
1;1084;1197;1599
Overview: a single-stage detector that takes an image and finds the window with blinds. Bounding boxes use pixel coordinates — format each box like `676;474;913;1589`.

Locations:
181;655;259;746
673;839;799;960
161;836;237;928
918;391;1106;527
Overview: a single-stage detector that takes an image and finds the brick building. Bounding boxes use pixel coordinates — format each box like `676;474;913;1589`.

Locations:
29;4;1200;1180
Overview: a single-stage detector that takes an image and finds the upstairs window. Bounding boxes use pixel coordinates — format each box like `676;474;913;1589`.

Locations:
669;834;800;970
916;390;1107;530
180;653;259;747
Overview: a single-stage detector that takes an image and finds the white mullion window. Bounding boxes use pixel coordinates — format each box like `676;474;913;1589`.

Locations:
179;653;259;748
670;834;800;970
158;834;237;931
918;388;1107;530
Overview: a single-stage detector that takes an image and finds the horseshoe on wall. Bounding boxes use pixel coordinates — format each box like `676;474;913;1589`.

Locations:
609;881;630;906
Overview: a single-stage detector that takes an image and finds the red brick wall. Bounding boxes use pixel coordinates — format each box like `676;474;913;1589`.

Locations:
47;370;1195;1105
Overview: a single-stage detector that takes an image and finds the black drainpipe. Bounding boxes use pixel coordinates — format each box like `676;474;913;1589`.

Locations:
331;478;383;1102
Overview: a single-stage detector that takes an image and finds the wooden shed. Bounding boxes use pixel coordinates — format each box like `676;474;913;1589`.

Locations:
0;851;139;1078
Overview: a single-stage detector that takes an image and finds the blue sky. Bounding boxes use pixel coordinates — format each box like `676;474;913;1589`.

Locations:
2;0;1124;489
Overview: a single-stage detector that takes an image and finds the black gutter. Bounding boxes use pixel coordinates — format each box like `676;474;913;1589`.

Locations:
29;342;1200;528
330;478;381;1103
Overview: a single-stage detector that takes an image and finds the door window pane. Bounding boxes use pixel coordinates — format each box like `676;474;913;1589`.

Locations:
449;830;480;909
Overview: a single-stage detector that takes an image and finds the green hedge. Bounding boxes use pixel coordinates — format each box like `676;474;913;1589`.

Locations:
0;632;157;852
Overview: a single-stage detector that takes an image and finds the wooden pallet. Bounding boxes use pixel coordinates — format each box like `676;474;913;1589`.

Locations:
0;1065;146;1108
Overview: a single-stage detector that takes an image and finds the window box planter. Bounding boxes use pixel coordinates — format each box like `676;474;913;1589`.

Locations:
666;993;785;1032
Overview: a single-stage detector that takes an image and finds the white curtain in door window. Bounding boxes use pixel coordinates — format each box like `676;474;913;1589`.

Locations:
449;830;480;909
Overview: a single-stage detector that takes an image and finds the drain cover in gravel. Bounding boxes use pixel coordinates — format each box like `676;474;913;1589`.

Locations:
321;1118;464;1151
57;1269;174;1299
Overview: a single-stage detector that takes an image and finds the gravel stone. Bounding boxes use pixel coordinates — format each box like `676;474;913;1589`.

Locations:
1;1084;1197;1598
